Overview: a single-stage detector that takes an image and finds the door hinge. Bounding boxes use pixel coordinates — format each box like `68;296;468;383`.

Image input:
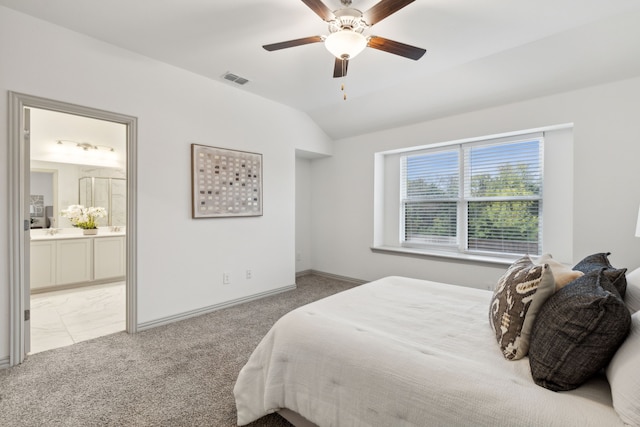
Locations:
24;309;30;321
24;219;30;231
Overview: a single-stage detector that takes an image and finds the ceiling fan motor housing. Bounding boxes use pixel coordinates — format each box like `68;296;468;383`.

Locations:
325;8;369;59
328;8;368;34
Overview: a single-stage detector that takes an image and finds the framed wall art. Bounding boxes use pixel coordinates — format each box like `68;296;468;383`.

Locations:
191;144;263;218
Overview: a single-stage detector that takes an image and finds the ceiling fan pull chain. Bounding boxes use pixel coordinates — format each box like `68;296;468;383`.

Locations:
341;80;348;100
341;59;347;101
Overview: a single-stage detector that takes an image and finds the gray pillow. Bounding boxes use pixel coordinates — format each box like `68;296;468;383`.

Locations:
529;269;631;391
573;252;627;298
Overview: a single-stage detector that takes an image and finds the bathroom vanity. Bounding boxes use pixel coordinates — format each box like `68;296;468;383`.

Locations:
30;228;126;293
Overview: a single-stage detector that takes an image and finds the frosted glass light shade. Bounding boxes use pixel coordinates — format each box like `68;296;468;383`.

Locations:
325;31;367;59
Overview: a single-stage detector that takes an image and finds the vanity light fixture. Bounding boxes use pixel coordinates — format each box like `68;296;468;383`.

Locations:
56;139;115;152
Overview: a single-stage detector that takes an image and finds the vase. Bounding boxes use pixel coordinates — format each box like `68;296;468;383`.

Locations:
83;228;98;235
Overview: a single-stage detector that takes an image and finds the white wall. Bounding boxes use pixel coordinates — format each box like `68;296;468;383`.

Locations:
295;157;313;272
310;76;640;289
0;7;332;362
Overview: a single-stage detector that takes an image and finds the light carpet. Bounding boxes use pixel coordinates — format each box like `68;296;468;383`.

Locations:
0;274;360;426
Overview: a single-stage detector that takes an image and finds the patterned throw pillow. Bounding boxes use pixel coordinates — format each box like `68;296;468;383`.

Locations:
573;252;627;298
489;256;556;360
529;270;631;391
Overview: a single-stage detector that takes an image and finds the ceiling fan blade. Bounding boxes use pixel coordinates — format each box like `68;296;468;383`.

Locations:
364;0;415;26
367;36;426;60
263;36;324;51
333;57;349;78
301;0;335;21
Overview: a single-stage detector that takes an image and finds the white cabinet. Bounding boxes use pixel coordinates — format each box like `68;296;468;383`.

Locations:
56;239;93;285
30;240;56;289
94;236;125;280
30;234;125;292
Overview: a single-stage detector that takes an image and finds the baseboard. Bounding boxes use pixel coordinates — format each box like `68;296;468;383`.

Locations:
295;269;312;278
30;277;125;295
301;270;368;286
137;284;297;331
0;355;10;369
138;271;366;332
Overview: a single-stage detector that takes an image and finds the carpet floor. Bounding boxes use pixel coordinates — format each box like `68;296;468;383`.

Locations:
0;274;360;426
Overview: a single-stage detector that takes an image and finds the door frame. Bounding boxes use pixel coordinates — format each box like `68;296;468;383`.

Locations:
8;92;138;366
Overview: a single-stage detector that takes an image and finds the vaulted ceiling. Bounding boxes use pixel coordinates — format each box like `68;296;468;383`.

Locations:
2;0;640;139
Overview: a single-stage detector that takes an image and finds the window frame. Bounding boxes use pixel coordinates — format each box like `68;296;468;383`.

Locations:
399;134;544;258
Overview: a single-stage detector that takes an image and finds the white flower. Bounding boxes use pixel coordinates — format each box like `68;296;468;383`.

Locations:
60;205;107;229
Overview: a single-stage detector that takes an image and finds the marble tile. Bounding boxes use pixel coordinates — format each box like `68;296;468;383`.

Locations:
29;282;125;354
61;294;125;343
30;307;74;354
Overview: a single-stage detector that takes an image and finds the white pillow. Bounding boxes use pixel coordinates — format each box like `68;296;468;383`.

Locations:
624;267;640;313
606;311;640;426
536;253;584;290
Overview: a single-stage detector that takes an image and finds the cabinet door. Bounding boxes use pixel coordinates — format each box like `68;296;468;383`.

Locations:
30;241;56;289
56;239;93;285
94;236;125;280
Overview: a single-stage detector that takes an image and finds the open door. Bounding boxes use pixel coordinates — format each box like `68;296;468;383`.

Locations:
23;107;31;355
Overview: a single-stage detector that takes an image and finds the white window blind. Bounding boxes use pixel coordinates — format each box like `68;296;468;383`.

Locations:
401;135;543;256
401;149;459;246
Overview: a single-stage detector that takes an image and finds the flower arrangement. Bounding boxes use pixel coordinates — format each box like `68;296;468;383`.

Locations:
60;205;107;229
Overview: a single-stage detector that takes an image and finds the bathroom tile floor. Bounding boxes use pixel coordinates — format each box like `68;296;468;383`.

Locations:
29;281;126;355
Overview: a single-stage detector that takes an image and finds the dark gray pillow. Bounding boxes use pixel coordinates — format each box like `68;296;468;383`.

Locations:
573;252;627;298
529;269;631;391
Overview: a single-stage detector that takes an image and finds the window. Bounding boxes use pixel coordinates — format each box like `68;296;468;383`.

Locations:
400;135;543;257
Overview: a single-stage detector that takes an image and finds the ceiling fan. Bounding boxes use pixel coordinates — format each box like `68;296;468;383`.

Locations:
263;0;426;78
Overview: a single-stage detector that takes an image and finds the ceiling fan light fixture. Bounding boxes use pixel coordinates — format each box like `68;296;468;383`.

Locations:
325;30;367;60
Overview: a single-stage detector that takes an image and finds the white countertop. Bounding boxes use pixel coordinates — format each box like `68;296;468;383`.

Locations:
30;227;126;241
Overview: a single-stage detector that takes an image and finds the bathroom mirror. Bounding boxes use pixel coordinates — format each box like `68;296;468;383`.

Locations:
30;169;57;229
30;160;125;228
79;177;126;226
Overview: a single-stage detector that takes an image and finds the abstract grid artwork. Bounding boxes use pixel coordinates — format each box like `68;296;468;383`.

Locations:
191;144;263;218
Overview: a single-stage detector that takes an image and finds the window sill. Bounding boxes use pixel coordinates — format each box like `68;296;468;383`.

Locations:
370;245;517;266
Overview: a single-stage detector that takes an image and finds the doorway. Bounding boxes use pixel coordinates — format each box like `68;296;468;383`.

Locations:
29;108;127;354
8;92;138;366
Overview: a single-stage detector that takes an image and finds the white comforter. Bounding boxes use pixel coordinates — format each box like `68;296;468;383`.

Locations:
234;276;623;426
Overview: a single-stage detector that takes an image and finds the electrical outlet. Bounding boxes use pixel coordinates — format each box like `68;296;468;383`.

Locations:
223;272;230;285
246;269;252;279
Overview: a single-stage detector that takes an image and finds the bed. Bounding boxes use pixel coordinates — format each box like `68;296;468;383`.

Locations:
234;274;639;426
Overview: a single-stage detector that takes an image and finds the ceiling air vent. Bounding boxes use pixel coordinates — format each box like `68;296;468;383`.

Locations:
222;72;249;85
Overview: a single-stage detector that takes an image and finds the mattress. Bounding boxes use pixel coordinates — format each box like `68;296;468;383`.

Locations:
234;276;623;426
